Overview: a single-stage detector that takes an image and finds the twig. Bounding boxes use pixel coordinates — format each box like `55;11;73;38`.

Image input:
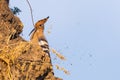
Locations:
26;0;35;27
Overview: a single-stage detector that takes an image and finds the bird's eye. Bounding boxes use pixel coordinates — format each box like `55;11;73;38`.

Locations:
39;24;43;27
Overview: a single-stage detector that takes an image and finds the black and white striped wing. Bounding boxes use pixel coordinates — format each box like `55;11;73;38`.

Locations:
39;39;50;55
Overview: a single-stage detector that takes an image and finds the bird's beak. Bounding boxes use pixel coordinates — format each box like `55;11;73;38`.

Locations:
29;28;35;36
46;16;49;19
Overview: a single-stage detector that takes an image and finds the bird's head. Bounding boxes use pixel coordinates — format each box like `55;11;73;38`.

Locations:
35;16;49;29
29;16;49;36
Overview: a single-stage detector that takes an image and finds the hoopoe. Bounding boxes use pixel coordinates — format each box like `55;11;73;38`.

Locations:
30;16;50;57
30;17;54;77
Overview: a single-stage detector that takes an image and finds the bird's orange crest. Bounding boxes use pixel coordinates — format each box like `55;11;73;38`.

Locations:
29;16;49;36
35;16;49;28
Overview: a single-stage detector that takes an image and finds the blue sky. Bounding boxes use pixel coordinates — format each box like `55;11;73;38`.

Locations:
10;0;120;80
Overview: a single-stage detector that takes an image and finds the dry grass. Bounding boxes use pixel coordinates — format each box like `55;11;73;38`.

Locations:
51;48;66;61
0;41;31;80
0;40;60;80
55;65;70;75
51;48;70;75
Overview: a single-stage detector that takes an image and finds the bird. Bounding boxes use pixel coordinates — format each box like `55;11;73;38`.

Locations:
30;16;50;57
30;17;55;77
